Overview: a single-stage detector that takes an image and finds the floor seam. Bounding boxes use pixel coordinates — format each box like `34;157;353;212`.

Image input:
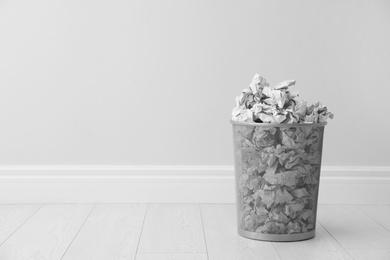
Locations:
317;220;355;260
0;204;44;247
199;204;210;260
134;204;149;260
60;204;97;260
271;241;283;260
356;205;390;233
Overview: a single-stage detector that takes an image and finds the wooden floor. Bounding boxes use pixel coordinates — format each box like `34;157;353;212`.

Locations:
0;204;389;260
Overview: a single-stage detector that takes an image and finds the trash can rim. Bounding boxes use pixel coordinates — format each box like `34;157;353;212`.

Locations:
230;120;327;127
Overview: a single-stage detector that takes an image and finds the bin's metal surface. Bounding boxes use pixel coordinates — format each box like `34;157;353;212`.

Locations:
231;120;326;242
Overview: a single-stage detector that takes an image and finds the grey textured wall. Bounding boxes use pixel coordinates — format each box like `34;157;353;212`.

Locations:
0;0;389;166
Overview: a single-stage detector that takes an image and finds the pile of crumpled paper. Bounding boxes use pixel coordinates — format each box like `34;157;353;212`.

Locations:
232;74;333;124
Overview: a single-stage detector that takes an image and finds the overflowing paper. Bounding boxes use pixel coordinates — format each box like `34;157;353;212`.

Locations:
232;74;334;124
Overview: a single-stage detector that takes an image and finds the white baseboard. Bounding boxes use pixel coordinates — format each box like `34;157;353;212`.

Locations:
0;165;389;204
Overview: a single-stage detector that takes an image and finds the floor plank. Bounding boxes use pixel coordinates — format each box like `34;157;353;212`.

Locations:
273;222;353;260
137;204;206;254
62;204;147;260
136;253;208;260
0;204;94;260
347;249;390;260
318;205;390;249
358;205;390;231
0;205;41;245
200;204;280;260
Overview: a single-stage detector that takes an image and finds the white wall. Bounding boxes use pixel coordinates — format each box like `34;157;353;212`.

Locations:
0;0;389;166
